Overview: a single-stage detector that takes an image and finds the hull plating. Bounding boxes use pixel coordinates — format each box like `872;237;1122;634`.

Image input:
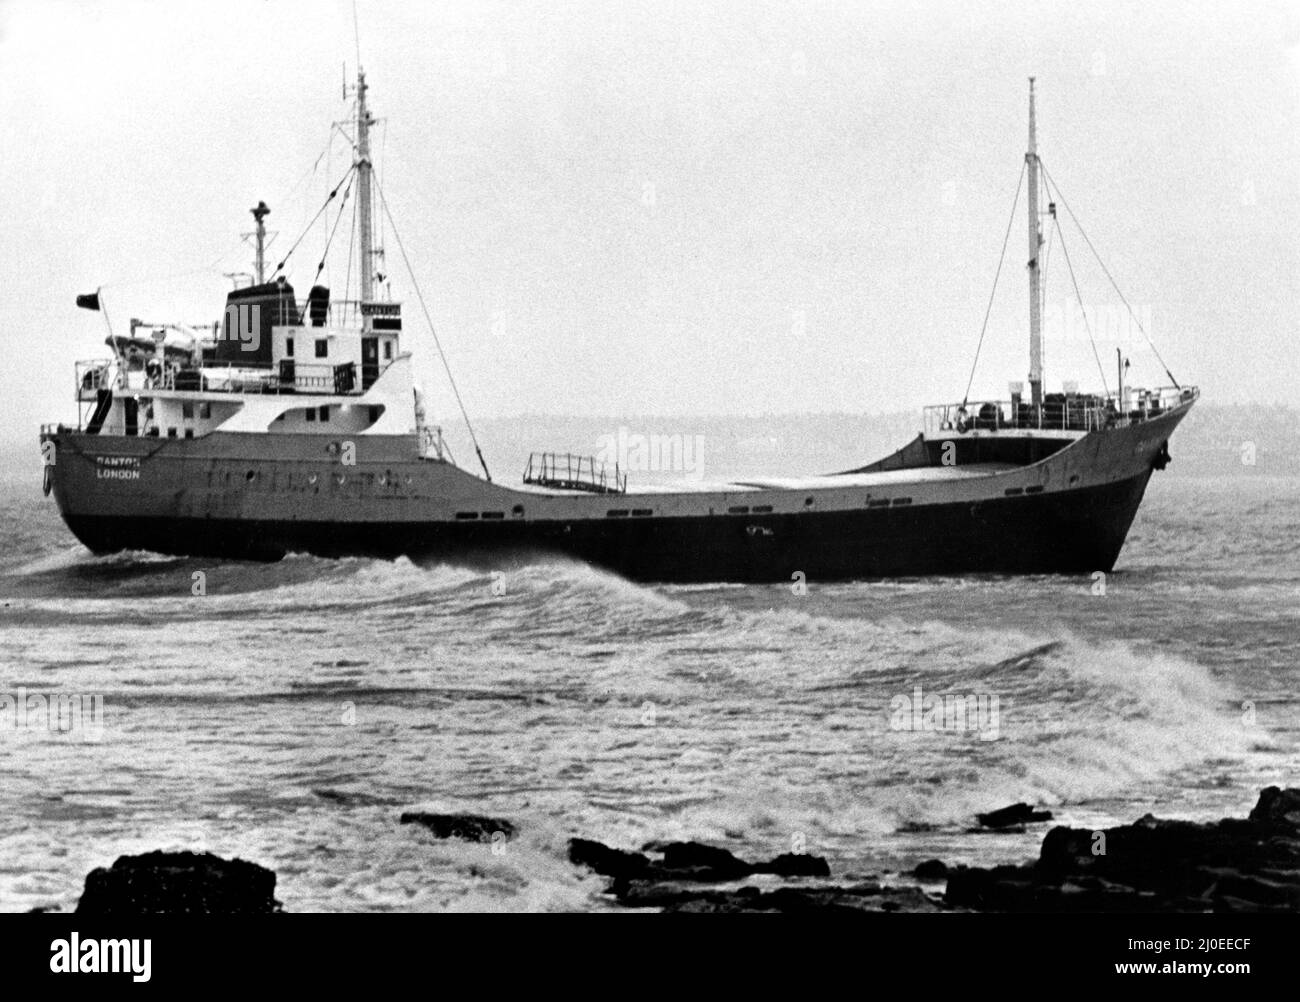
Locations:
61;469;1152;581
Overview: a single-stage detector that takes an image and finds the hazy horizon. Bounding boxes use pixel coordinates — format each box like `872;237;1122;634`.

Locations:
2;0;1297;451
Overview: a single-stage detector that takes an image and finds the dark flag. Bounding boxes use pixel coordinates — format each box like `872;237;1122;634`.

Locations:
76;291;100;311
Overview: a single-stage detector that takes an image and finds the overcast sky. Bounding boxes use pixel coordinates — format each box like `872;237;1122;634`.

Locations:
1;0;1297;448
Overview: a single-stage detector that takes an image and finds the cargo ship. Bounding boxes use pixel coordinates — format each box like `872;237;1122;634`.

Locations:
40;74;1196;582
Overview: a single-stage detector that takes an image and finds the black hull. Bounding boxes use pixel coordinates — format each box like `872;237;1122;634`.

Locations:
64;469;1154;582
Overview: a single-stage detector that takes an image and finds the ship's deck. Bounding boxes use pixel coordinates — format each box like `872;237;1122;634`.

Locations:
512;462;1023;496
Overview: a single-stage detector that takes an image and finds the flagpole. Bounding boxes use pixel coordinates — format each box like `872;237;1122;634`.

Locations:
97;287;114;340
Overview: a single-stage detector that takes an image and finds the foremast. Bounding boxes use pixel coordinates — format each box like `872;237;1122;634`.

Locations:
1026;77;1043;407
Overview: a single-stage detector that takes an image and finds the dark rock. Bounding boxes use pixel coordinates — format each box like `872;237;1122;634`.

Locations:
659;841;753;880
400;812;516;843
568;838;652;879
755;852;832;878
1248;786;1300;832
569;837;842;907
946;786;1300;913
977;803;1054;829
914;859;949;880
572;839;754;883
649;883;944;914
76;851;280;915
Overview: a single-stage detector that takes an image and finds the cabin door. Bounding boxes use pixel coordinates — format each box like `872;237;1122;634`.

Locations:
361;337;380;389
123;397;139;436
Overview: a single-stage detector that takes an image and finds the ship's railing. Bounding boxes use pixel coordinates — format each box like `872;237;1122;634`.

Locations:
522;452;627;494
76;359;120;398
420;424;448;461
291;297;402;331
75;357;388;398
197;361;359;395
924;385;1195;436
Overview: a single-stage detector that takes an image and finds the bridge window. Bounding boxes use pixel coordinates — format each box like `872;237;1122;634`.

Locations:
319;406;330;422
315;339;327;358
286;337;295;357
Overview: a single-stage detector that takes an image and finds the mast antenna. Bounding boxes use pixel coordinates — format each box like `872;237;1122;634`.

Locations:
1027;77;1044;406
346;1;381;305
250;201;270;284
240;201;273;285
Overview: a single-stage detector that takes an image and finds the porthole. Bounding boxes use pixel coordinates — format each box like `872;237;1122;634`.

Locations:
307;474;317;485
335;474;346;486
245;470;256;482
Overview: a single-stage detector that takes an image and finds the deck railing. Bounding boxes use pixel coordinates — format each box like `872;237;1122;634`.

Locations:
522;452;627;494
75;357;390;398
924;386;1196;437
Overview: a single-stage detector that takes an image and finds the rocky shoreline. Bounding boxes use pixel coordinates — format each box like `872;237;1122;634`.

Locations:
45;786;1300;914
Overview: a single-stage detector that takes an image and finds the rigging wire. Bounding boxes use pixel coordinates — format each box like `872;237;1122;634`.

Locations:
377;118;388;290
1051;211;1111;397
352;0;363;72
343;185;357;321
1038;160;1180;389
311;171;356;285
1039;207;1054;384
373;173;493;483
1040;207;1055;312
99;131;340;292
962;161;1027;407
268;165;357;281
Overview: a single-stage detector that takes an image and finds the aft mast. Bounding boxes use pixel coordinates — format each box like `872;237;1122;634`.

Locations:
1026;78;1043;406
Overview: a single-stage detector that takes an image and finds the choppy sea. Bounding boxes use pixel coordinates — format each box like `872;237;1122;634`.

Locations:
0;474;1296;911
